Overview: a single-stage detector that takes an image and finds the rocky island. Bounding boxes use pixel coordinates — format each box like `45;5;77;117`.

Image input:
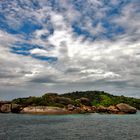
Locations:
0;91;139;115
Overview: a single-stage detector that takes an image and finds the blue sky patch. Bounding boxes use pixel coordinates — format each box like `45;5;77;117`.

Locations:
19;20;42;35
31;55;58;62
11;43;44;51
0;0;137;59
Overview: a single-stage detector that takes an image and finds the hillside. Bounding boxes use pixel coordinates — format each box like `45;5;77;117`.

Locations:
12;91;140;110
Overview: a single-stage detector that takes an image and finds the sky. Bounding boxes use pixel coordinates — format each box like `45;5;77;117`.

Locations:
0;0;140;100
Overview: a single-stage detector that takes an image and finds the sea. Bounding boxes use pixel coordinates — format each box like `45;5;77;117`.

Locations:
0;112;140;140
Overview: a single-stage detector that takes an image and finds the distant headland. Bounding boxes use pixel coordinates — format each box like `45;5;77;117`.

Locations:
0;91;139;114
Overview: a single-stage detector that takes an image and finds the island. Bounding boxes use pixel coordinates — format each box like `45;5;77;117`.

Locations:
0;91;139;114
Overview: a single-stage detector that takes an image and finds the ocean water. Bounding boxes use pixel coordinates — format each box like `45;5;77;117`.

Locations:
0;112;140;140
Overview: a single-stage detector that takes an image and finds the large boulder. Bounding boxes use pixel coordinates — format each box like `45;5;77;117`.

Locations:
107;106;119;114
74;107;86;113
77;97;91;106
91;106;97;112
0;104;11;113
54;97;72;105
97;105;108;113
21;106;69;114
82;105;94;113
116;103;137;114
67;104;75;111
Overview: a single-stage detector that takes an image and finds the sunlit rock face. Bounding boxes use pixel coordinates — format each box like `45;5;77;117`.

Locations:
21;106;68;114
116;103;137;114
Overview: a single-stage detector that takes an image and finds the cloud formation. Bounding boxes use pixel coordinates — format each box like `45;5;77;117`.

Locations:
0;0;140;99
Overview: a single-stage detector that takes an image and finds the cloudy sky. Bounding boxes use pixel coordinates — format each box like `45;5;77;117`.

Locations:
0;0;140;100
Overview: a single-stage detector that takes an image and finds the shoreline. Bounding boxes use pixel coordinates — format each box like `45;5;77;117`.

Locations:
0;103;138;115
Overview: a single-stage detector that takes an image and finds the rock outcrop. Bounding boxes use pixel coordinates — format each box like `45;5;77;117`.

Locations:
20;103;137;114
0;104;11;113
21;106;69;114
92;106;97;112
67;104;75;111
0;102;137;114
81;105;94;113
116;103;137;114
54;97;72;105
96;104;137;114
77;97;91;106
97;106;108;113
67;104;96;113
11;104;22;113
107;106;119;114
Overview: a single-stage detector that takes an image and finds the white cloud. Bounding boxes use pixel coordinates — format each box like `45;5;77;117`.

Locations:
112;2;140;39
0;0;140;99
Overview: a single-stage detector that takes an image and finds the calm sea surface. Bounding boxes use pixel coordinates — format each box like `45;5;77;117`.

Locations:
0;112;140;140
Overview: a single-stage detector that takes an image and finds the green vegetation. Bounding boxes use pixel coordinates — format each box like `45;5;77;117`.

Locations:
12;91;140;109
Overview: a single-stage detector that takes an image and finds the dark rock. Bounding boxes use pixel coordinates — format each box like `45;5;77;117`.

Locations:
0;104;11;113
78;97;91;106
11;104;22;113
67;104;75;111
116;103;137;114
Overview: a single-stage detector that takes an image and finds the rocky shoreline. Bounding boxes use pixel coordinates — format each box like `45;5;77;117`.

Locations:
0;102;137;115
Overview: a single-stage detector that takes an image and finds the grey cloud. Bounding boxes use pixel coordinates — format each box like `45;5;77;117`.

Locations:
30;75;59;84
0;69;32;79
0;0;140;100
64;68;81;74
